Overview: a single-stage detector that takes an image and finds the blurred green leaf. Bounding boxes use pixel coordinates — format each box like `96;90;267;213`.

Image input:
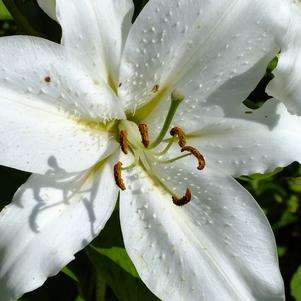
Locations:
291;266;301;301
277;246;287;258
62;266;79;283
0;0;11;20
2;0;60;41
239;167;283;182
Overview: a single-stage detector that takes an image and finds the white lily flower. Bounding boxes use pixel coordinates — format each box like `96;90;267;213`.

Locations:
266;0;301;115
0;0;298;300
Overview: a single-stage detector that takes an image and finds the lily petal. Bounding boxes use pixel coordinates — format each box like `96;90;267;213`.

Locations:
120;161;284;301
266;2;301;115
0;36;121;174
37;0;57;20
119;0;289;116
0;156;118;301
178;100;301;177
56;0;134;87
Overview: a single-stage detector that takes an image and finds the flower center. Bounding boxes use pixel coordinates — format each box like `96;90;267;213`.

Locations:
114;90;206;206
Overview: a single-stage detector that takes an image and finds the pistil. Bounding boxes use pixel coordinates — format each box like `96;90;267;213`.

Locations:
149;90;185;149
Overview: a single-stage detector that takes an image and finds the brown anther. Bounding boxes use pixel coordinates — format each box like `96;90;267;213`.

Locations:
113;161;126;191
170;127;187;148
181;146;206;170
138;124;150;148
152;84;159;93
172;187;192;206
119;130;129;154
44;76;51;83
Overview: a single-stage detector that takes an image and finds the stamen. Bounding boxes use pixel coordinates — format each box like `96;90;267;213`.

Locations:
138;124;150;148
119;130;129;154
154;137;176;156
181;146;206;170
155;153;191;164
150;89;185;149
172;187;192;206
170;127;187;147
114;161;126;191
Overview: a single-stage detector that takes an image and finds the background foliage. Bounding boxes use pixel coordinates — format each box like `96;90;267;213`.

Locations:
0;1;300;300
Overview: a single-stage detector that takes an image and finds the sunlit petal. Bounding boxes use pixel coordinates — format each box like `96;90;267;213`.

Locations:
37;0;56;20
176;100;301;177
266;2;301;115
56;0;134;87
0;156;118;301
120;161;284;301
0;36;121;174
120;0;289;118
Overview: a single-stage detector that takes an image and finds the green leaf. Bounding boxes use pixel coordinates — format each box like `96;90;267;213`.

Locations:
0;0;12;20
277;246;287;258
239;167;283;182
90;245;139;278
87;209;158;300
291;266;301;301
62;266;79;283
87;247;158;301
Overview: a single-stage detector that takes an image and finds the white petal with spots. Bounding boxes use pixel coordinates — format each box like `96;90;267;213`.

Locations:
120;160;284;301
119;0;289;116
181;100;301;177
56;0;134;86
0;36;121;174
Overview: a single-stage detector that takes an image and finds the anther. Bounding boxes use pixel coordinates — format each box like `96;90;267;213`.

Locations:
114;161;126;191
138;124;150;148
170;127;187;147
119;130;129;154
181;146;206;170
172;187;192;206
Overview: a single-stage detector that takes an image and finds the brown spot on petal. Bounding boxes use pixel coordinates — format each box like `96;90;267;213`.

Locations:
44;76;51;83
152;84;159;93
